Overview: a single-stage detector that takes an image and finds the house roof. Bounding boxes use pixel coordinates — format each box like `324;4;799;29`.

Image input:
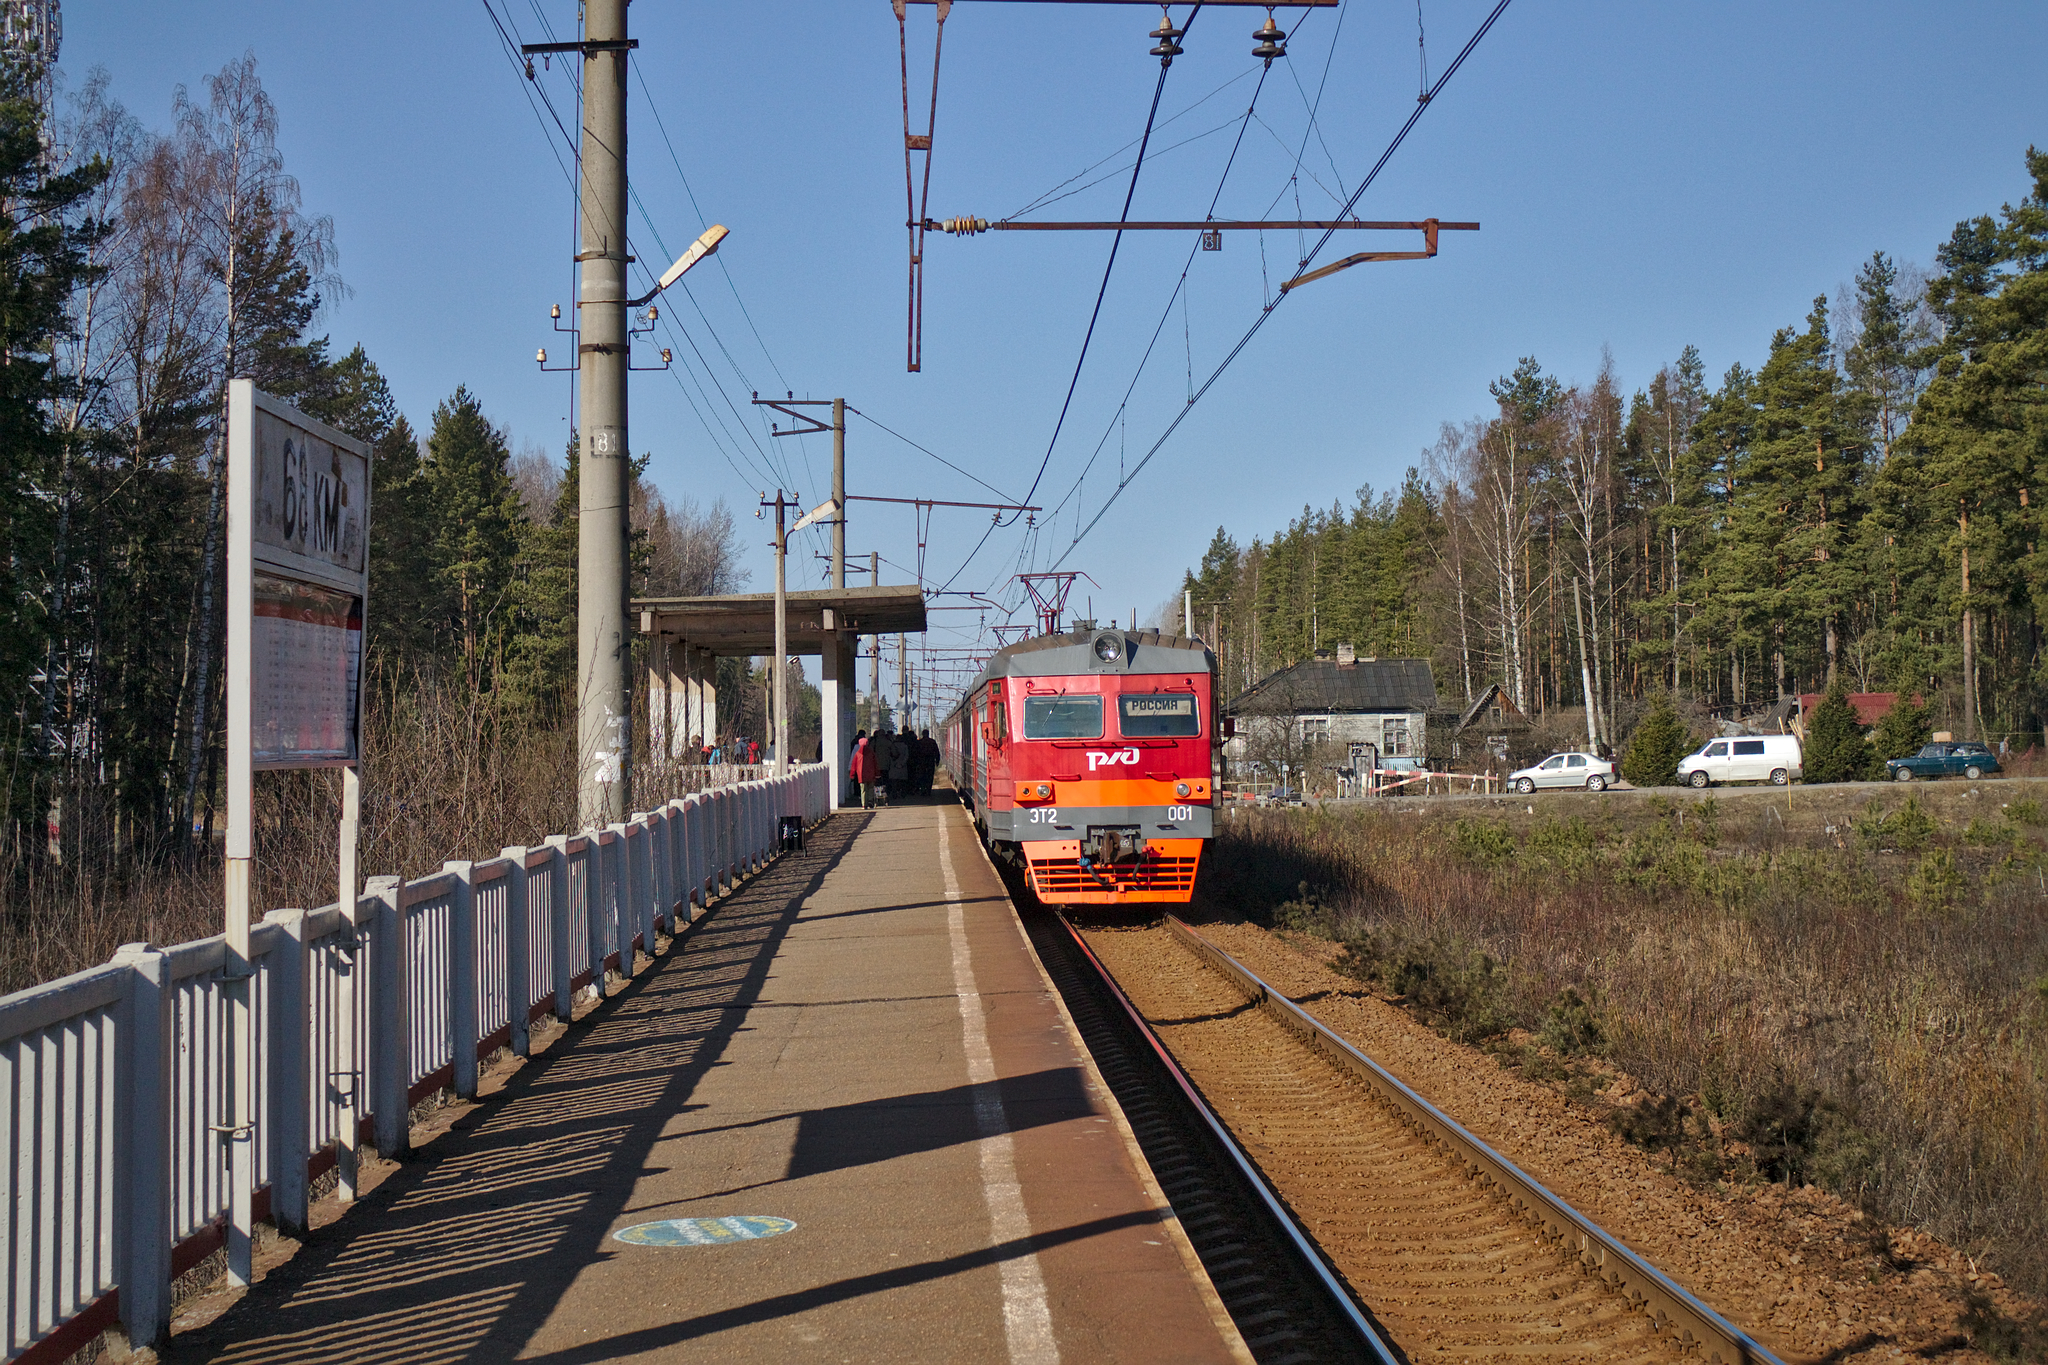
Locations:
1226;656;1437;716
1797;692;1902;728
1456;681;1531;732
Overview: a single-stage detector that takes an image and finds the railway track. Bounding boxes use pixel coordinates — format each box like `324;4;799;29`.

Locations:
1031;906;1785;1364
1014;903;1389;1364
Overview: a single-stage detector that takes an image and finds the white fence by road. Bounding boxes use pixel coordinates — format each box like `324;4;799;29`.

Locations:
0;765;830;1362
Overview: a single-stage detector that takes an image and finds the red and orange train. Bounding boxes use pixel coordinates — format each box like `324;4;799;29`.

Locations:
941;622;1218;905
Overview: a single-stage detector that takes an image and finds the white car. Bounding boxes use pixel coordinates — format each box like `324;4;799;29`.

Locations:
1677;733;1802;787
1508;751;1615;793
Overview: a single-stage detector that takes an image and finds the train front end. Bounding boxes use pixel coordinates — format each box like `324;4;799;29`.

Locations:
957;624;1216;906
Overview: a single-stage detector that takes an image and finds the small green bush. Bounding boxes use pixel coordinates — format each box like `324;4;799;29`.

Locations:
1965;817;2014;847
1855;795;1938;852
1738;1076;1839;1185
2008;796;2045;826
1334;930;1515;1044
1273;881;1338;936
1621;692;1691;787
1907;849;1965;913
1450;818;1516;865
1537;986;1608;1056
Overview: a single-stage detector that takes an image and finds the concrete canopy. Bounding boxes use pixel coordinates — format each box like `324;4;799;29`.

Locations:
634;584;927;656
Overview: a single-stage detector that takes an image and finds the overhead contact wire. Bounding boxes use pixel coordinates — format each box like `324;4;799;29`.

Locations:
1054;0;1514;567
1015;3;1201;522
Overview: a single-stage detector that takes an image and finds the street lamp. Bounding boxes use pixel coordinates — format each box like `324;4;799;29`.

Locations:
631;224;728;308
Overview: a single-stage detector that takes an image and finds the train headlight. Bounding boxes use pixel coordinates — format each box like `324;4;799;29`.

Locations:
1094;634;1121;662
1037;783;1051;798
1175;782;1191;797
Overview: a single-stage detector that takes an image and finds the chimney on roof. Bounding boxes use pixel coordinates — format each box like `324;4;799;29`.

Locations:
1335;642;1356;666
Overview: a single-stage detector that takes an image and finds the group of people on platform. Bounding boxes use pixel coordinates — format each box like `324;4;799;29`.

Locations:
848;727;940;808
682;736;762;766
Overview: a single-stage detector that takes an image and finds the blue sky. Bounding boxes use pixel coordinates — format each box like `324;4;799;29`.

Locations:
67;1;2048;709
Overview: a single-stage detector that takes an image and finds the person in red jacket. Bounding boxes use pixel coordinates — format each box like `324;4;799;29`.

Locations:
849;729;876;809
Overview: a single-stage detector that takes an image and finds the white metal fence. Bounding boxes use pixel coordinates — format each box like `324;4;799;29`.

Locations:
0;765;829;1362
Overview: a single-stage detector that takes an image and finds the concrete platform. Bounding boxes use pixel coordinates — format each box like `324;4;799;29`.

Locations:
165;798;1246;1364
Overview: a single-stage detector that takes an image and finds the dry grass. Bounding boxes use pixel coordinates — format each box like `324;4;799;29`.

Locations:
1203;782;2048;1304
0;677;580;995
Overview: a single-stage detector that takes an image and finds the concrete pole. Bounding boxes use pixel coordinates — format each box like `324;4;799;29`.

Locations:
823;400;846;806
773;493;788;777
648;634;669;765
577;0;632;828
898;634;908;733
871;552;882;731
832;401;846;588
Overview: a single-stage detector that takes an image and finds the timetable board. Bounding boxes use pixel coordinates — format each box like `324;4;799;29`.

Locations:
252;575;363;764
227;382;373;776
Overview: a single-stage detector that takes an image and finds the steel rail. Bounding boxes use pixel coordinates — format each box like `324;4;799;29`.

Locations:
1054;912;1401;1363
1160;915;1787;1365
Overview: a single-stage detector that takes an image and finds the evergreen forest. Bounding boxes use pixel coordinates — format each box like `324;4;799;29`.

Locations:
0;55;745;877
1183;146;2048;753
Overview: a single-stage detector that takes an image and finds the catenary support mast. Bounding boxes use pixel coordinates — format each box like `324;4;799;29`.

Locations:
578;0;632;826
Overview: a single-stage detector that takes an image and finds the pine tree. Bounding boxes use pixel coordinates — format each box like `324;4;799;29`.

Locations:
1867;692;1932;764
504;434;580;720
1710;299;1859;697
306;346;439;670
422;386;525;681
1802;676;1869;784
1621;693;1690;788
0;55;112;842
1886;147;2047;742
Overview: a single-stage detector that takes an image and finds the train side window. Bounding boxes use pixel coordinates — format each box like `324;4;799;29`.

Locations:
1022;695;1103;739
989;701;1007;742
1119;693;1199;737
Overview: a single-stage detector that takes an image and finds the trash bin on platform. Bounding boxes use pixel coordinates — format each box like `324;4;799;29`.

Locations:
779;815;803;852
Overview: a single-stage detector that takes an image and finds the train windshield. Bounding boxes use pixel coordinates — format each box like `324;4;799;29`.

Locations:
1022;695;1103;739
1120;693;1200;737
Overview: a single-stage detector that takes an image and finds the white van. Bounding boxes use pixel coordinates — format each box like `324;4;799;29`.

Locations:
1676;734;1803;788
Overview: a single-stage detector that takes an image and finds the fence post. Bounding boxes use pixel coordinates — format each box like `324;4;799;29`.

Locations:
667;801;687;926
606;825;638;978
682;795;702;918
111;942;171;1351
648;810;671;937
624;818;651;961
723;788;736;888
501;848;531;1058
546;837;573;1020
367;875;410;1158
264;908;312;1235
708;792;723;897
446;862;479;1098
587;833;611;999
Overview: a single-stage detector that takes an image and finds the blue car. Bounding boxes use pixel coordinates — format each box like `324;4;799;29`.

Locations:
1885;742;2001;782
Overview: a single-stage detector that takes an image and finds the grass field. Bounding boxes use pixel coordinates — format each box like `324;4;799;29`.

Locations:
1199;779;2048;1313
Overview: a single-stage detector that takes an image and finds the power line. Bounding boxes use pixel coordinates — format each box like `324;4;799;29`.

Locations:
1007;65;1259;220
1016;8;1200;522
1053;0;1514;567
847;407;1021;504
1040;58;1276;541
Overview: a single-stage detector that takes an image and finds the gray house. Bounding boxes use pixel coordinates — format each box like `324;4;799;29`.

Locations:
1223;645;1438;781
